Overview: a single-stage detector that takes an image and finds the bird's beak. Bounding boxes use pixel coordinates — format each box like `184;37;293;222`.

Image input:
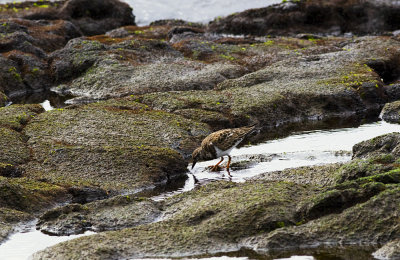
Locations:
191;160;197;169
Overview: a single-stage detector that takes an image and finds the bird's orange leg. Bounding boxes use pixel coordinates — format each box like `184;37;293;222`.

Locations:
226;155;232;172
209;157;224;171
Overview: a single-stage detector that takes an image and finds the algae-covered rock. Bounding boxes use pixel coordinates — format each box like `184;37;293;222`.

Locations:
0;176;69;213
0;18;81;98
32;180;318;259
381;101;400;123
0;177;68;243
37;195;161;235
23;98;210;191
252;182;400;252
0;91;7;107
49;36;246;101
0;127;30;165
141;36;399;129
0;104;44;166
352;132;400;160
0;104;44;131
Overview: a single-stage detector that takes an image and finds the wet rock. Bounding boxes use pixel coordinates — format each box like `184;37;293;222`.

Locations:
373;239;400;260
0;207;32;243
0;177;68;244
208;0;400;36
37;195;161;235
23;98;210;192
352;132;400;160
32;180;317;259
141;37;399;130
381;101;400;123
0;18;82;98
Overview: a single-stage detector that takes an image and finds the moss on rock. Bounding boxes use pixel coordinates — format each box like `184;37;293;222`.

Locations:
0;176;68;213
23;98;210;191
0;104;44;131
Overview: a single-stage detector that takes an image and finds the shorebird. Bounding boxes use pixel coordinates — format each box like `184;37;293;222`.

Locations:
191;124;256;172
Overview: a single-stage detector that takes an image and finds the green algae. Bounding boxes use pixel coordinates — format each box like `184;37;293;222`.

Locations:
23;98;209;191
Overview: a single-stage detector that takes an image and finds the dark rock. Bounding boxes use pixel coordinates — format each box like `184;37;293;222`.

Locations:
57;0;135;36
37;195;161;235
381;101;400;123
0;18;82;98
0;0;135;36
352;132;400;160
384;83;400;101
0;163;23;178
208;0;400;36
150;19;203;28
167;26;204;40
67;186;109;204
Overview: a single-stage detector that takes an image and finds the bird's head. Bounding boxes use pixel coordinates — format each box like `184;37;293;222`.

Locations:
191;147;202;169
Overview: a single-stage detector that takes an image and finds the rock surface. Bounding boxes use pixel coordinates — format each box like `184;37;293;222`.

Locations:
22;98;209;191
37;195;161;235
381;101;400;123
208;0;400;36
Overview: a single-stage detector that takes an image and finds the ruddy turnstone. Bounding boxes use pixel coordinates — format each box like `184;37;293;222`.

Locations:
191;124;256;172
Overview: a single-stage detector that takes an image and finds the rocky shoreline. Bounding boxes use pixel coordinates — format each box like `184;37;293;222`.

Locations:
0;0;400;259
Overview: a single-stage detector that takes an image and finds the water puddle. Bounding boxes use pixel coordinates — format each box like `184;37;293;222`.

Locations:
0;220;94;260
152;120;400;201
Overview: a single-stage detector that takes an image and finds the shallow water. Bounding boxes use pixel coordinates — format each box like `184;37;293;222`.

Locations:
151;120;400;201
0;221;94;260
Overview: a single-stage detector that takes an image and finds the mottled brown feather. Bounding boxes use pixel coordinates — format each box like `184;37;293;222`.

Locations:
201;125;256;154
